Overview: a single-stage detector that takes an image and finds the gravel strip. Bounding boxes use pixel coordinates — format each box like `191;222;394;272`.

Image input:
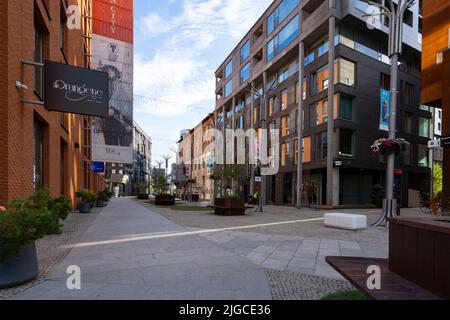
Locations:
266;269;355;300
0;207;102;300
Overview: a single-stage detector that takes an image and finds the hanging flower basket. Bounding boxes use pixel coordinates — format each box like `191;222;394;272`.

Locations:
371;138;409;155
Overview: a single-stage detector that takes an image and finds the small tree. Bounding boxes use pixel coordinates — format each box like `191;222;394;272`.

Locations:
215;164;247;199
151;174;170;195
433;163;443;198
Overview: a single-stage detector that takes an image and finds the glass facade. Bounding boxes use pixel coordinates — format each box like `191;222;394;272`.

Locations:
240;63;250;83
267;16;299;61
225;60;233;78
240;41;250;61
225;80;232;97
268;0;299;35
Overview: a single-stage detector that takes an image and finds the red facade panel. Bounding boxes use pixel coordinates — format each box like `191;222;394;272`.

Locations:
93;0;133;44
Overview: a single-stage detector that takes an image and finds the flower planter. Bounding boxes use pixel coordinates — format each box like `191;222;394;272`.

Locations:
214;198;245;216
0;243;39;289
380;144;401;155
137;194;149;200
155;195;175;206
96;199;105;207
79;202;91;213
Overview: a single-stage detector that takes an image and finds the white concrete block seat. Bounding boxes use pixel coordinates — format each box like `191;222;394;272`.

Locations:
324;213;367;231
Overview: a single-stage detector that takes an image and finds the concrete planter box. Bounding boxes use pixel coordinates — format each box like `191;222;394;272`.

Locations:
155;195;175;206
137;194;149;200
214;198;245;216
79;202;91;213
0;243;39;289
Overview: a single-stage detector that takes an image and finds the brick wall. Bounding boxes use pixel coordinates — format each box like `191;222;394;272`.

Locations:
0;0;105;209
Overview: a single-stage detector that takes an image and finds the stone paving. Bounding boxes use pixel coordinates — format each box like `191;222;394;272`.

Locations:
5;198;419;300
9;199;272;300
266;269;354;300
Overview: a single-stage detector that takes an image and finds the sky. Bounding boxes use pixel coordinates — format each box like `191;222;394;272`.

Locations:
133;0;273;167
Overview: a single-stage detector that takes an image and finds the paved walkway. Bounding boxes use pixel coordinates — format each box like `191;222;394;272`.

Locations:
10;198;392;300
10;199;272;300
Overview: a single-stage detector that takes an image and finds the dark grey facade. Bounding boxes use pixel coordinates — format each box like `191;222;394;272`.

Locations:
213;0;430;207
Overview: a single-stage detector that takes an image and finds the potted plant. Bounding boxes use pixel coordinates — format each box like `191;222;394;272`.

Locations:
98;190;110;206
151;174;175;206
76;190;94;213
214;164;247;216
7;188;71;235
371;138;410;155
0;189;69;288
136;181;151;200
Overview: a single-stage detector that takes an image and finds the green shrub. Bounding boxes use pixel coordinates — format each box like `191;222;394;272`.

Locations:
76;189;96;203
0;206;56;264
6;188;71;235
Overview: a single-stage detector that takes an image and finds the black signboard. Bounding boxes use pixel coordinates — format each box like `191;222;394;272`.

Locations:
44;60;109;118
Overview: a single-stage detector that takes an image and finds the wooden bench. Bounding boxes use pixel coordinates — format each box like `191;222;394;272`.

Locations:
326;256;440;300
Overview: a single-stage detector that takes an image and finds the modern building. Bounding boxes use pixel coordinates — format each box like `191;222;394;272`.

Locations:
0;0;105;208
105;121;152;196
212;0;429;207
421;0;450;206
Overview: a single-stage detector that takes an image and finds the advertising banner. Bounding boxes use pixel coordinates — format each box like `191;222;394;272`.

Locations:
92;1;134;164
379;89;391;131
44;61;109;117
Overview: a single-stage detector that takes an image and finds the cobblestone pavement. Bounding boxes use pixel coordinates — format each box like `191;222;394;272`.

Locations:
265;269;354;300
0;207;103;300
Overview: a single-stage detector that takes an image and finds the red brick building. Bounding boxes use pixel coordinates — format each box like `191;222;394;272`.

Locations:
0;0;105;208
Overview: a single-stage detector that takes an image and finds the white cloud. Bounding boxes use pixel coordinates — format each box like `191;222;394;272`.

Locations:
135;0;272;117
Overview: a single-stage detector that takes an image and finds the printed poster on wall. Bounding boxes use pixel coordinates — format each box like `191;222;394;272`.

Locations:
379;89;391;132
91;0;134;164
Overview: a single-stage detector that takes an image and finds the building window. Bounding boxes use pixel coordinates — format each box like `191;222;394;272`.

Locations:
240;63;250;84
317;132;328;160
33;118;44;191
225;80;232;97
240;40;250;61
281;115;290;137
253;106;258;124
34;18;44;98
418;144;429;167
311;100;328;126
337;58;355;87
225;60;233;78
419;117;430;138
311;65;328;94
60;140;67;196
381;73;390;90
267;0;299;35
269;121;277;138
404;82;414;105
340;96;353;121
305;37;329;65
281;143;290;166
269;96;277;116
281;89;288;110
267;15;299;61
239;116;244;129
339;130;354;157
404;112;413;134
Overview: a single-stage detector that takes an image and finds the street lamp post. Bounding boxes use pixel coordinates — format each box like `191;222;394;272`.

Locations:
364;0;416;227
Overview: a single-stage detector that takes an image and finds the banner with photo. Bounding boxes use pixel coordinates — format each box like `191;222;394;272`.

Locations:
92;1;133;164
379;89;390;132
